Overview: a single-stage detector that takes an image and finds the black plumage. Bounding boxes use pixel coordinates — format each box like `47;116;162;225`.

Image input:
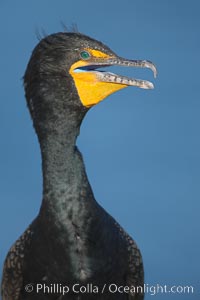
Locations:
1;32;156;300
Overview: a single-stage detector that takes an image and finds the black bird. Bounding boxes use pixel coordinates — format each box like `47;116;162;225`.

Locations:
1;32;156;300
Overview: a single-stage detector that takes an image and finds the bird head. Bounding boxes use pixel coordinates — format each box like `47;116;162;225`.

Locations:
24;32;157;133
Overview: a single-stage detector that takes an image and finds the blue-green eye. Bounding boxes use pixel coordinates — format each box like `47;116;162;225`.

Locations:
80;51;90;60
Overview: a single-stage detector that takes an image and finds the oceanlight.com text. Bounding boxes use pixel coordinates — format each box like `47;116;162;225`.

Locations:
25;282;194;296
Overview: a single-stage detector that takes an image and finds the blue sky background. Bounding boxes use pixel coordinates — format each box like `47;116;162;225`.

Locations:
0;1;199;299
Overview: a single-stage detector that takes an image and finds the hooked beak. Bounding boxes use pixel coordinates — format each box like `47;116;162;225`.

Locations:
75;57;157;89
70;53;157;108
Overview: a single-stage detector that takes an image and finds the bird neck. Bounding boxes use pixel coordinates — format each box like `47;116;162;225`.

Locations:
40;123;78;196
37;109;95;227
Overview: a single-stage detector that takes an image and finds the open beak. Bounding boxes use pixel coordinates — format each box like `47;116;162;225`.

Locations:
70;54;157;107
74;57;157;89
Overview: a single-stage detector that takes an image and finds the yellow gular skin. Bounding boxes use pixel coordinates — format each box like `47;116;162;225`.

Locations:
86;49;112;58
69;49;127;108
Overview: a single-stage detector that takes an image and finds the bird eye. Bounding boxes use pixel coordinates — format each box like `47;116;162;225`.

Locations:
80;51;90;60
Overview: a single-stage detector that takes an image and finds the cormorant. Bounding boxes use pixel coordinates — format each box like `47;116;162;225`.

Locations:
1;32;156;300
